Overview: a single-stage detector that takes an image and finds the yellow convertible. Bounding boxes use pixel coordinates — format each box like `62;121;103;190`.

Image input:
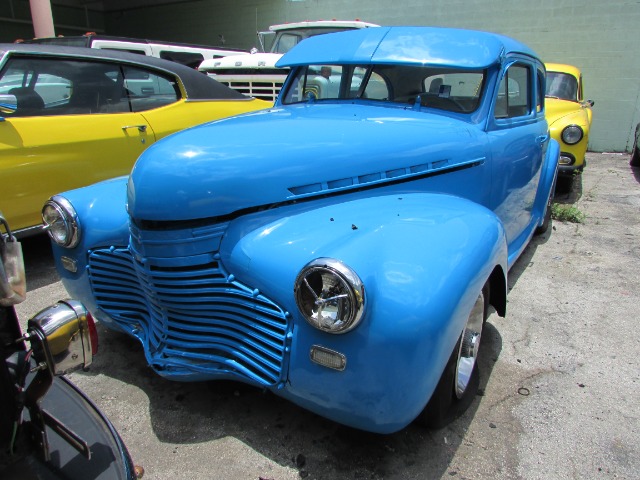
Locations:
545;63;594;183
0;43;270;236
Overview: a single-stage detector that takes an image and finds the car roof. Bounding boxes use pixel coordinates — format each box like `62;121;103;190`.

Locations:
0;43;246;100
269;20;379;31
277;26;540;69
22;34;246;53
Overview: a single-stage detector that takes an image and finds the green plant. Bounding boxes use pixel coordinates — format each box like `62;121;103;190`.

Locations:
551;203;585;223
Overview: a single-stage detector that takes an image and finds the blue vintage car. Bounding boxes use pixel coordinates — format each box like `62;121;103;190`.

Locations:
42;27;558;434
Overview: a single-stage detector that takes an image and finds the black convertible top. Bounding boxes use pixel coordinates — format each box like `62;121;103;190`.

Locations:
0;43;246;101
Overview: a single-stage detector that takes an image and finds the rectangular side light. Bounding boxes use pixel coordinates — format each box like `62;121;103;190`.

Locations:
310;345;346;371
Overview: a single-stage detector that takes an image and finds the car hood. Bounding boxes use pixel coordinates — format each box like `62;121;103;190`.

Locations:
127;104;484;221
545;98;590;125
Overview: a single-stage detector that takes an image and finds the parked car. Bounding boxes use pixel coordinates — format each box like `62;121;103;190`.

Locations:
21;32;248;69
630;122;640;167
198;20;378;101
0;43;270;237
43;27;559;434
0;213;140;479
545;63;593;182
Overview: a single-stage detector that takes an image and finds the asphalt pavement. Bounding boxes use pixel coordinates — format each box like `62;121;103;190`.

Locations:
14;152;640;480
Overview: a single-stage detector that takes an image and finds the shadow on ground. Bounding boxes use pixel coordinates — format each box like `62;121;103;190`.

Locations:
20;233;58;291
78;314;503;479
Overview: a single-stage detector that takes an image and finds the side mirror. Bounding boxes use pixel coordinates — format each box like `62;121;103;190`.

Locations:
585;99;594;107
0;94;18;120
28;300;99;375
0;214;26;306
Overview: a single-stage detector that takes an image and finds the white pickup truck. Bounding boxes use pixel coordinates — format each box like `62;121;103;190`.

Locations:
198;20;378;102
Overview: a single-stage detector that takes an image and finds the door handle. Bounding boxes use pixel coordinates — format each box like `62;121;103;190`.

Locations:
122;125;147;133
536;134;549;144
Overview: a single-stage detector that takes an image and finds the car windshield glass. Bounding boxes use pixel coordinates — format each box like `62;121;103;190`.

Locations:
546;72;578;101
282;64;485;114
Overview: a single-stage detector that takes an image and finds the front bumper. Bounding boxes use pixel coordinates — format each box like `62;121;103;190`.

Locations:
558;152;586;176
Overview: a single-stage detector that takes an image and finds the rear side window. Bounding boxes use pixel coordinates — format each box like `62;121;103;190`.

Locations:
123;65;180;112
536;68;545;112
159;50;204;69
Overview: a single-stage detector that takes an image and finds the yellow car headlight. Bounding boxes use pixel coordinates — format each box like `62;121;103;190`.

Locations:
561;125;583;145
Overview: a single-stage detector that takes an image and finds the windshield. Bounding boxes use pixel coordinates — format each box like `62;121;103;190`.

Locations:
282;64;485;114
546;72;578;101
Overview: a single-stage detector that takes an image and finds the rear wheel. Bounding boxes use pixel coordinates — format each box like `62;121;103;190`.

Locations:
417;285;488;429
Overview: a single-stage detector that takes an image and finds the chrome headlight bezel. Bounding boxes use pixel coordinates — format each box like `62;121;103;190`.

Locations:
561;124;583;145
42;196;80;248
294;258;365;334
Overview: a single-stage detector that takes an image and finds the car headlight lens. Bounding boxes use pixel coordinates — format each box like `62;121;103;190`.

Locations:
42;196;80;248
294;258;365;334
561;125;583;145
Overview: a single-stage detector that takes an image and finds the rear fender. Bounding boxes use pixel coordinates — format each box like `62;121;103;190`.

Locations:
221;192;508;431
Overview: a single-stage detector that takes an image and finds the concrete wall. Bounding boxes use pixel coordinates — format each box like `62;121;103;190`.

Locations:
2;0;638;152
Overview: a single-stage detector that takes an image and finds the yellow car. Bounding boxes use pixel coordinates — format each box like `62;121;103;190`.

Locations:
0;43;270;236
545;63;594;182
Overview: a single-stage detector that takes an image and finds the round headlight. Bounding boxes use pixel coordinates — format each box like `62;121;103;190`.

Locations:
42;196;80;248
561;125;583;145
294;258;365;334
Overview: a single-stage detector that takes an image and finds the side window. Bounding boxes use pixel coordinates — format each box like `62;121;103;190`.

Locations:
0;57;128;117
274;33;301;54
64;61;128;115
123;66;180;112
159;51;204;69
362;70;390;100
536;68;544;113
101;47;147;56
304;65;342;100
495;63;531;119
578;75;584;102
0;58;67;117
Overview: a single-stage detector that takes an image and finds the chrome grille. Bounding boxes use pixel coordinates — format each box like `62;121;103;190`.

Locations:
88;247;290;386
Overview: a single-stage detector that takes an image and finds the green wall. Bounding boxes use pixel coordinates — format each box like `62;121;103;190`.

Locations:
2;0;639;152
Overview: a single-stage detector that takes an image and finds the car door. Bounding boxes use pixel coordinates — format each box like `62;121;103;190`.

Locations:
0;55;156;233
487;60;548;261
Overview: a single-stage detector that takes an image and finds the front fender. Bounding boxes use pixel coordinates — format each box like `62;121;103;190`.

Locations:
533;137;560;224
50;176;130;315
220;192;507;432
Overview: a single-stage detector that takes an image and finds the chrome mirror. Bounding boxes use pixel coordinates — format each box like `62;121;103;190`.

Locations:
28;300;97;375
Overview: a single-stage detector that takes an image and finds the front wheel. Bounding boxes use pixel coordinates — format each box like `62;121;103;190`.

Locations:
416;285;488;429
536;170;557;235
